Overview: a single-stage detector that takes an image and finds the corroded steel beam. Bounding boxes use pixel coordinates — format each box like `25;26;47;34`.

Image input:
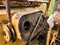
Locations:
0;0;49;3
0;0;50;5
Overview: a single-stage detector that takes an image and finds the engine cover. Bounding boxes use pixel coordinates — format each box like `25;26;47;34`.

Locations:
19;11;42;41
12;10;40;40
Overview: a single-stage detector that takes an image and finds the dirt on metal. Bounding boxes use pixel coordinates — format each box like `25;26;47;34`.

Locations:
0;8;26;45
0;7;40;45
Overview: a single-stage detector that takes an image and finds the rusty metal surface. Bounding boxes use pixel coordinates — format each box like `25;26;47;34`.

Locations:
0;0;49;1
0;0;50;5
0;24;26;45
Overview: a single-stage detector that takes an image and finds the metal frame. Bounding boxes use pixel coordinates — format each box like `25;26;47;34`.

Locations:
5;0;51;21
5;0;11;22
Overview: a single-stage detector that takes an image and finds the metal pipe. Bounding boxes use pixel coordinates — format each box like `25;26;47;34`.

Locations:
5;0;11;22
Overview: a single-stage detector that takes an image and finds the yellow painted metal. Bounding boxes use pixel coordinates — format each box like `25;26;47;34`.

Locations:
0;24;25;45
0;7;39;45
46;29;58;45
46;29;51;45
0;22;26;45
0;9;26;45
50;30;58;45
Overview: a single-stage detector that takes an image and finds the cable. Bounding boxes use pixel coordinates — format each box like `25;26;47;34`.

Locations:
26;12;44;45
